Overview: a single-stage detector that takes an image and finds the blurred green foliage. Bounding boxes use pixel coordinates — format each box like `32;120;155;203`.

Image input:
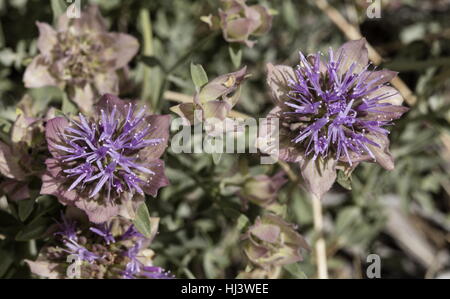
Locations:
0;0;449;278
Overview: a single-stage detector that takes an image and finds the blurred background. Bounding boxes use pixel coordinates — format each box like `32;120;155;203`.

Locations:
0;0;449;278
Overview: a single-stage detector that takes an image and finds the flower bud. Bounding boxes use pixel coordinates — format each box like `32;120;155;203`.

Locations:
239;172;286;207
170;67;249;127
218;0;272;48
242;214;309;268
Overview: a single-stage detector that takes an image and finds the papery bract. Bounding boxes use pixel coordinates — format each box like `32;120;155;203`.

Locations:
23;5;139;112
217;0;273;48
0;95;49;201
170;67;249;135
242;213;309;268
239;172;287;208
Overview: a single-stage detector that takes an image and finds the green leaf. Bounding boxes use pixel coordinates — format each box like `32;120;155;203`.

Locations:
190;62;208;90
15;217;50;241
0;210;19;228
0;249;14;278
284;263;308;279
236;214;249;231
32;195;58;220
18;199;35;222
28;86;63;110
337;170;352;190
133;203;152;238
50;0;67;24
62;93;78;115
228;45;242;69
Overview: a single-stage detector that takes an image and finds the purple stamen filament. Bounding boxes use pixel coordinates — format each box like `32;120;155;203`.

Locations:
57;102;163;199
286;49;398;164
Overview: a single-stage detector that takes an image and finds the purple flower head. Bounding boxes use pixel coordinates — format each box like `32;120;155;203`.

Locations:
26;212;172;279
263;39;409;199
265;39;409;170
41;94;170;223
53;212;99;264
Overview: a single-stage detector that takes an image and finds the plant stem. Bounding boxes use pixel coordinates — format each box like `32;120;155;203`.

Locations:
311;193;328;279
139;8;154;108
28;240;37;257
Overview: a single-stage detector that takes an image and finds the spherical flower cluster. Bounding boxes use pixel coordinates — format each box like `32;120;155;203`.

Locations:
265;39;409;170
26;210;172;279
41;94;170;223
23;5;139;112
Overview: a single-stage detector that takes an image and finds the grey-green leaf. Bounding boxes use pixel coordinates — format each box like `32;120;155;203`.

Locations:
133;203;152;238
15;217;49;241
50;0;67;24
284;263;308;279
229;46;242;69
236;214;250;231
62;93;78;115
190;62;208;90
337;170;352;190
0;250;14;278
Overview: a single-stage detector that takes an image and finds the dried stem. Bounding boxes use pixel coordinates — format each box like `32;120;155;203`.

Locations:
314;0;417;106
311;193;328;279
